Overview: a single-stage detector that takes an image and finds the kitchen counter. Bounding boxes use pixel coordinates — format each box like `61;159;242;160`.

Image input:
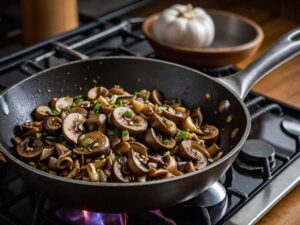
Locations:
128;1;300;224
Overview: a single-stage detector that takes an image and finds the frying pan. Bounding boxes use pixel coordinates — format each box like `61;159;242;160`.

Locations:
0;29;300;212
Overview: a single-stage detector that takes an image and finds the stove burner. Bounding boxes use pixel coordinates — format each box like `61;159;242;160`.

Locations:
235;139;276;178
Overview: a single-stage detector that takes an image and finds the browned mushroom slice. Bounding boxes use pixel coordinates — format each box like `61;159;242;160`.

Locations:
144;128;176;153
55;143;70;157
86;113;107;133
53;97;73;113
199;124;219;145
191;107;203;127
179;140;208;161
22;121;43;131
70;107;88;117
100;105;114;115
17;137;44;160
21;127;40;138
193;153;208;170
87;87;99;100
73;131;110;156
39;145;55;161
128;141;149;159
132;97;145;113
149;113;177;137
35;105;52;121
56;156;73;170
112;157;129;183
111;107;148;135
181;116;203;134
127;149;149;175
164;154;178;174
150;89;164;105
161;106;187;123
43;117;62;135
62;113;86;144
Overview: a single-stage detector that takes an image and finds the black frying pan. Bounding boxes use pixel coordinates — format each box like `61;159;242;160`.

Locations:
0;29;300;212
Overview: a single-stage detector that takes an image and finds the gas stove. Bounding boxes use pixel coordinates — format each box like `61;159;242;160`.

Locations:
0;16;300;225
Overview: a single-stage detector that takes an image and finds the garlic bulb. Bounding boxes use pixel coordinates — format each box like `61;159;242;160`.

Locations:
153;4;215;48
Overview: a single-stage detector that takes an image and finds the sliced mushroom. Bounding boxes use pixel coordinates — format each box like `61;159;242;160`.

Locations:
199;124;219;145
144;128;176;153
150;89;164;105
39;145;55;161
179;140;209;160
48;157;57;170
207;143;221;156
191;107;203;127
112;157;129;183
164;154;178;174
109;87;126;95
161;106;187;123
53;97;73;112
70;107;88;117
108;135;121;149
87;87;99;100
86;162;99;182
22;121;43;131
35;105;52;121
148;154;164;167
62;113;86;144
86;113;107;133
181;116;203;134
128;141;149;160
127;149;149;175
100;105;114;115
67;160;80;179
132;97;145;113
149;166;168;178
56;156;73;170
17;137;44;160
149;113;177;137
74;131;110;156
111;107;148;135
43;116;62;135
114;141;131;153
21;127;40;138
193;154;208;170
55;143;70;157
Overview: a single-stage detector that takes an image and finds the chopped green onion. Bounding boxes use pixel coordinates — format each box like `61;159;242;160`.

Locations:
181;131;189;140
81;138;93;148
119;99;128;106
96;169;102;174
71;102;76;108
163;151;170;157
162;138;169;145
108;129;119;135
93;103;101;113
36;132;43;140
122;130;129;137
165;120;173;128
123;110;132;117
74;95;83;100
52;109;60;116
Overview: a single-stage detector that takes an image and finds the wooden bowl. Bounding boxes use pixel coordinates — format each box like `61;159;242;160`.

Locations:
142;10;264;67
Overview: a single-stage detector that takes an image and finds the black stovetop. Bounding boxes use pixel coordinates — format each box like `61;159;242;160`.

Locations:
0;16;300;225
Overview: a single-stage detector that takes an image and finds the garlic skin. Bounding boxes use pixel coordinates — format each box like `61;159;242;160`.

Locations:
153;4;215;48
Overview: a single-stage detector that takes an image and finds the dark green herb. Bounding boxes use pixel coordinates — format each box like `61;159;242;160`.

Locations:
46;136;57;143
115;150;123;158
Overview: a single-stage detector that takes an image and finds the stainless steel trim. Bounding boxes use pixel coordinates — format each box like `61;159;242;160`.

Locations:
224;156;300;225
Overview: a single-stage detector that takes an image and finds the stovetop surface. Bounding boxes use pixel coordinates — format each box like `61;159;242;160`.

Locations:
0;16;300;225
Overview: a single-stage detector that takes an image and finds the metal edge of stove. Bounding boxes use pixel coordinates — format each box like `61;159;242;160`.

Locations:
224;154;300;225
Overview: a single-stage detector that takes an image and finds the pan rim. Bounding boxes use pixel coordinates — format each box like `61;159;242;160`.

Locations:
0;56;251;187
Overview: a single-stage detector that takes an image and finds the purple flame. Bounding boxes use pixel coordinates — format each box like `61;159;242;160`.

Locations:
56;208;126;225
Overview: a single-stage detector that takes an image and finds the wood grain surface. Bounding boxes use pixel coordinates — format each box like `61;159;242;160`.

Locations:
128;1;300;224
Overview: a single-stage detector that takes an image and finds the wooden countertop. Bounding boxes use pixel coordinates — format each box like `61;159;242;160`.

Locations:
128;1;300;224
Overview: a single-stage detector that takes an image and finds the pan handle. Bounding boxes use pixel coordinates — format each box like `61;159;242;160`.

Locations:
217;28;300;100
